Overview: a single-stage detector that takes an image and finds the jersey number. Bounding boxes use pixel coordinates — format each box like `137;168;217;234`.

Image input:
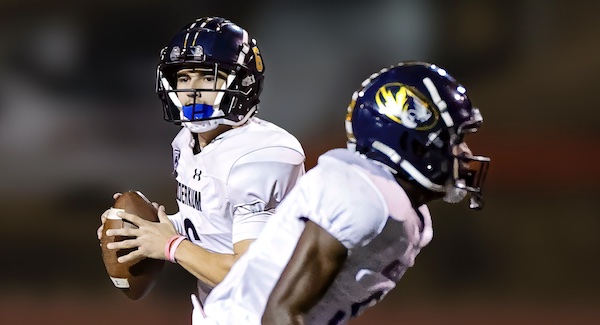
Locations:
184;218;201;242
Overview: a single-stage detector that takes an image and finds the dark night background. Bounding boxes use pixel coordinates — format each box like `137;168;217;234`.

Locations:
0;0;599;324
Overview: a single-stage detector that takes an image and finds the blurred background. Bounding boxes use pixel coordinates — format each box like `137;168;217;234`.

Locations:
1;0;599;324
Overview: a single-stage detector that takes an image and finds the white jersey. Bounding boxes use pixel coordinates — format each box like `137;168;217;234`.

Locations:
198;148;433;324
168;117;305;302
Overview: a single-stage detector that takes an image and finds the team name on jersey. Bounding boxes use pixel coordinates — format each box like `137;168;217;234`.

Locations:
176;181;202;211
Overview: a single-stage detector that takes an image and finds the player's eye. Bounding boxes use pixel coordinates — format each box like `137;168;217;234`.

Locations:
176;75;190;83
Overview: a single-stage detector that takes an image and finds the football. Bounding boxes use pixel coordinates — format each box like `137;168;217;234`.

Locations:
100;191;165;300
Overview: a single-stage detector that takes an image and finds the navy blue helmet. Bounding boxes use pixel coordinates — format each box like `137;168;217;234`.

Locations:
346;62;490;209
156;17;265;128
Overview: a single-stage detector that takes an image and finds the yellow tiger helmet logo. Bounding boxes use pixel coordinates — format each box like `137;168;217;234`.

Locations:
375;83;439;130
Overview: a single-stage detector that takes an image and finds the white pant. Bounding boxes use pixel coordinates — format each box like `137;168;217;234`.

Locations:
191;294;262;325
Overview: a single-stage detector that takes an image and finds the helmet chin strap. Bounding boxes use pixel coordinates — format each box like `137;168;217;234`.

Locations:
182;120;221;133
221;105;257;127
180;110;223;133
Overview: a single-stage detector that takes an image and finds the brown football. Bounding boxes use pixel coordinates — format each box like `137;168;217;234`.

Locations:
100;191;165;300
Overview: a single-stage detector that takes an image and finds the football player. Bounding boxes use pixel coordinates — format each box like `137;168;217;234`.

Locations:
194;62;490;324
97;16;305;311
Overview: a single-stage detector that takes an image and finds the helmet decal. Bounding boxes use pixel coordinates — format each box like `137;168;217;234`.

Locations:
374;83;439;130
169;46;181;61
189;45;204;59
252;46;264;72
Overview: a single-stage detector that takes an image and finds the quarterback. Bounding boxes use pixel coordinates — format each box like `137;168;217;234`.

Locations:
195;62;490;324
97;16;305;310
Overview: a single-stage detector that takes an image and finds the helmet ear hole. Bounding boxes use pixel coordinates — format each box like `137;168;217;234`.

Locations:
411;139;427;158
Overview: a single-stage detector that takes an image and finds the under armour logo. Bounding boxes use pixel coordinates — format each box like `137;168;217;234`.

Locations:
193;169;202;181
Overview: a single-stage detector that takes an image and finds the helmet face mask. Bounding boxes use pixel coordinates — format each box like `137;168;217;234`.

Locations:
155;17;264;130
451;148;490;209
346;62;490;209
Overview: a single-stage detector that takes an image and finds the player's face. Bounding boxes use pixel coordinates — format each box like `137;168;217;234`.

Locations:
453;142;473;163
175;68;227;107
453;141;476;182
443;141;473;204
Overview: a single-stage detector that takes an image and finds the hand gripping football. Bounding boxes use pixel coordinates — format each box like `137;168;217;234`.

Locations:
100;191;165;300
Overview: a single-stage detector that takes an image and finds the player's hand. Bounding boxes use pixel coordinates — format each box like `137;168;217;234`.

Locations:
105;205;177;262
97;192;123;242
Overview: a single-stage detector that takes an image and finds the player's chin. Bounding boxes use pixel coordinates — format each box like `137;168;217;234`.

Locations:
443;186;468;204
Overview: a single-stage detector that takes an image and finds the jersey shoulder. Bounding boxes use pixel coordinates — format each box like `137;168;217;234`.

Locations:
209;119;305;167
319;148;418;222
296;150;394;248
225;117;304;156
306;149;431;248
198;119;305;183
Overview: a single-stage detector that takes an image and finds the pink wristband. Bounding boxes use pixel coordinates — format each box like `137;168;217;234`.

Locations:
164;235;181;262
168;236;187;263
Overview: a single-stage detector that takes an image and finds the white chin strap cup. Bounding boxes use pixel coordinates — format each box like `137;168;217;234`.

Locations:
179;109;223;133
